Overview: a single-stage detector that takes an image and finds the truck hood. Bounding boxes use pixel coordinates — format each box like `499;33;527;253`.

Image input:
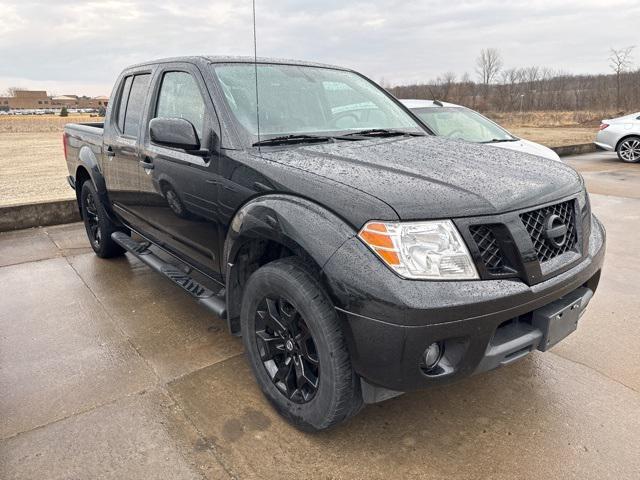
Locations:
259;135;583;220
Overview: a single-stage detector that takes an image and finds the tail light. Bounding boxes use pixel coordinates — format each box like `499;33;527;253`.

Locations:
62;132;68;159
599;123;609;131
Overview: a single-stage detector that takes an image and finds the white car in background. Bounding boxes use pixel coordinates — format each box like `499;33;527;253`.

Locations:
595;112;640;163
401;99;561;162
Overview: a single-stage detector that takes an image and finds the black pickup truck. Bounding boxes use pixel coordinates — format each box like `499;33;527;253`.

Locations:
63;56;605;431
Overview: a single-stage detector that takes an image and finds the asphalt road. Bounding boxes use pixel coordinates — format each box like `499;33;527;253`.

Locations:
1;151;639;479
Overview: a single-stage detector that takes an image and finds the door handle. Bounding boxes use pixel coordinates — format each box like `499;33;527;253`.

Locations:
105;146;115;157
140;158;154;170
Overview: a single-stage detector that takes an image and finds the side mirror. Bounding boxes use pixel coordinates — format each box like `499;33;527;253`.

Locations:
149;117;200;151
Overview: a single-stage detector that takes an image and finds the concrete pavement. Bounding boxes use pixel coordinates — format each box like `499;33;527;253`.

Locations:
1;151;640;479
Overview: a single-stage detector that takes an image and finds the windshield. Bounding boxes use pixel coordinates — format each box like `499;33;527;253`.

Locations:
411;107;515;143
212;63;422;143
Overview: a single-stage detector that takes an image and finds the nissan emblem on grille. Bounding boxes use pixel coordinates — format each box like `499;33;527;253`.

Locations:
544;214;568;248
520;200;578;263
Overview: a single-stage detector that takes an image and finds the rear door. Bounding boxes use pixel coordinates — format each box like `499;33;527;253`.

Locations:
103;69;153;226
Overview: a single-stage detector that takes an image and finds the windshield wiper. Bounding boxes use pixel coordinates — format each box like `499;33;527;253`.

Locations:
338;128;426;139
482;138;518;143
252;134;334;147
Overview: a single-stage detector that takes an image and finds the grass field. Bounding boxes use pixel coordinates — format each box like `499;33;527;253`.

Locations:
0;114;101;133
0;115;98;206
0;113;598;207
487;110;600;147
0;131;73;206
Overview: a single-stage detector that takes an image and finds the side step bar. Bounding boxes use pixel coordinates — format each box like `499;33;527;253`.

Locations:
111;231;227;318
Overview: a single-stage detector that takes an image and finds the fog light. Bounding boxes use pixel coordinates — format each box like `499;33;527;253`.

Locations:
423;342;443;370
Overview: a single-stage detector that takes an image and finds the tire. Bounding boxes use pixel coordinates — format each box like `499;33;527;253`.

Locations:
616;136;640;163
240;257;362;431
80;181;126;258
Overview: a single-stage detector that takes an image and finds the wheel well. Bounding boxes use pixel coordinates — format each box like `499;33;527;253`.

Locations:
226;238;320;334
74;166;92;218
616;134;640;151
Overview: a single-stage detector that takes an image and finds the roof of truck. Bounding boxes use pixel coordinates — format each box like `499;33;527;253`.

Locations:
124;56;350;71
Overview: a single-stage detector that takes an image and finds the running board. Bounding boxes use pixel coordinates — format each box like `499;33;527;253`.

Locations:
111;231;226;318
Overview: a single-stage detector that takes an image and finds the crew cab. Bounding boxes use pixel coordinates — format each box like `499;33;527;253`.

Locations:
63;56;606;431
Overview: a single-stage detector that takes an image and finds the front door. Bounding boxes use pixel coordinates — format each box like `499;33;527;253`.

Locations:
134;64;224;276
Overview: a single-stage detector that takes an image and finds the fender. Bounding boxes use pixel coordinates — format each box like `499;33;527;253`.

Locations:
76;145;119;223
222;194;357;329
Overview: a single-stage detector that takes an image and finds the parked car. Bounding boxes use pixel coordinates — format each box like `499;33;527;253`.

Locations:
595;112;640;162
63;56;605;431
401;99;561;161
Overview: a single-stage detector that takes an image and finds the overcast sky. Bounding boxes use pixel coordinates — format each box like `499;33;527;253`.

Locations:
0;0;638;97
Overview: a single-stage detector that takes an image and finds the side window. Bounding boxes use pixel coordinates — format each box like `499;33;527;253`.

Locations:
116;76;133;131
123;74;151;137
155;71;206;138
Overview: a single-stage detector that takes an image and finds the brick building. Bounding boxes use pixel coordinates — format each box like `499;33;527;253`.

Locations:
0;90;108;110
0;90;51;109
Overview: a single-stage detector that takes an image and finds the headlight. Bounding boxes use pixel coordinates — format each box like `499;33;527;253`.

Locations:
358;220;479;280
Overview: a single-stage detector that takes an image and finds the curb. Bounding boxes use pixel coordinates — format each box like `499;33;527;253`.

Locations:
0;199;80;232
552;143;598;157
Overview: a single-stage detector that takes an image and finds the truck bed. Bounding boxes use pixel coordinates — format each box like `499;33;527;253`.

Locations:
63;122;105;183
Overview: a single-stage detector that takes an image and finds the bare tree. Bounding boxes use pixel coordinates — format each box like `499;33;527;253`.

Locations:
475;48;503;85
389;59;640;115
4;86;24;97
435;72;456;101
609;46;635;109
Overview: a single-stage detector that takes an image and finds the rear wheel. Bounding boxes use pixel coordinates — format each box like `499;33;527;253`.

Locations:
241;258;362;431
80;181;125;258
617;136;640;163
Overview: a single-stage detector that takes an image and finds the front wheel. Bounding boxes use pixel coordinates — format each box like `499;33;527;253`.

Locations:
240;258;362;431
617;136;640;163
80;181;125;258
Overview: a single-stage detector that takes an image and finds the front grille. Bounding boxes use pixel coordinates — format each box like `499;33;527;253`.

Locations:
469;225;507;274
520;200;577;262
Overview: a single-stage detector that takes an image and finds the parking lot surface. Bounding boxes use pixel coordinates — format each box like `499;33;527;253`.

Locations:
1;151;639;479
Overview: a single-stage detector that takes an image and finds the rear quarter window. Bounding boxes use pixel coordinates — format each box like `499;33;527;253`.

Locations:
123;74;151;137
116;76;133;131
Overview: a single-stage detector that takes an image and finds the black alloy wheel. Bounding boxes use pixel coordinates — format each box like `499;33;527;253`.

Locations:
240;258;362;431
254;296;320;403
84;189;102;248
80;180;126;258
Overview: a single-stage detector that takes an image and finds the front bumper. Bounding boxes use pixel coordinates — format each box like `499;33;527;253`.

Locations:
322;215;606;394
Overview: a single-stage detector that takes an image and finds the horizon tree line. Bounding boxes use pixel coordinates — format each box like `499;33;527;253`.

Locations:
389;47;640;117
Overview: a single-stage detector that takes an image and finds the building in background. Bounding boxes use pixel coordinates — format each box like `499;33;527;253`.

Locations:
0;90;108;111
0;90;50;109
50;95;78;108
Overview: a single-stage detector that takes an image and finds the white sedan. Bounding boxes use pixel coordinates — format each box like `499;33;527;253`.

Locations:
595;112;640;163
400;99;561;162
